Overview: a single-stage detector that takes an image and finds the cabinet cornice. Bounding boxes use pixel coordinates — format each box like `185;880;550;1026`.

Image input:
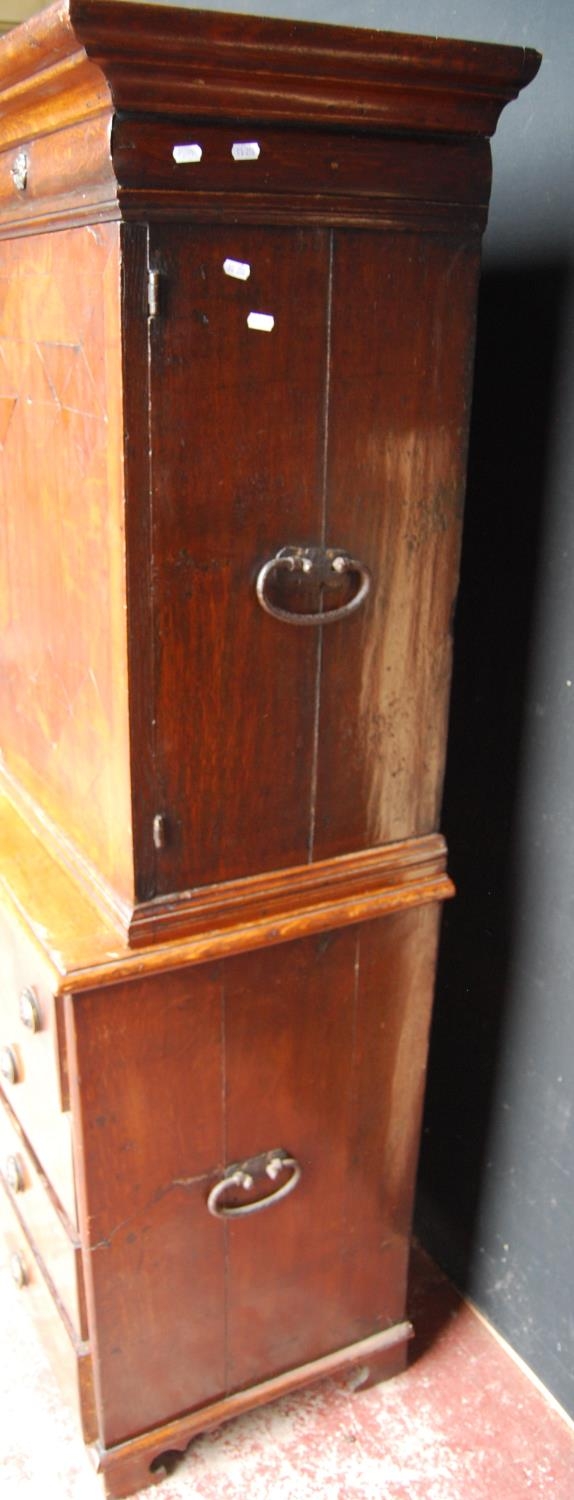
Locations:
0;0;541;139
0;1;540;237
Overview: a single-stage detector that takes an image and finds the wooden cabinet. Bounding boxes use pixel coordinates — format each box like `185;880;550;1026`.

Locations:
0;3;539;1495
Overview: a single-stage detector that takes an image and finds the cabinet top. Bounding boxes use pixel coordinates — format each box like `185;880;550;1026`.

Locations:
0;0;541;143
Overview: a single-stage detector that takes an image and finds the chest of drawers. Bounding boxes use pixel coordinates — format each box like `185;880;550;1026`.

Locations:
0;3;539;1494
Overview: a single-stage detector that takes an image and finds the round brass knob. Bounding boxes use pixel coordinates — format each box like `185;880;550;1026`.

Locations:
10;1252;27;1289
6;1154;25;1193
19;986;41;1033
0;1047;19;1086
10;150;28;194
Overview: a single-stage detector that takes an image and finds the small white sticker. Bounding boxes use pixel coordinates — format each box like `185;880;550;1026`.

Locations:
172;143;203;164
223;258;251;281
247;312;275;333
232;142;261;161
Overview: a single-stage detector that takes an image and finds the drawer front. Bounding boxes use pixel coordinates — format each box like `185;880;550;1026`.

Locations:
0;1181;96;1443
0;1098;86;1338
0;904;75;1222
113;119;489;211
67;904;441;1448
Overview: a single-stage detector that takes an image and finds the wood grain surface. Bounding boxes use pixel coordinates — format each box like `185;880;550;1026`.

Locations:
0;1;541;157
0;222;133;907
142;223;478;901
0;9;542;1493
313;230;482;857
67;907;440;1448
0;784;452;983
0;2;539;233
147;223;329;894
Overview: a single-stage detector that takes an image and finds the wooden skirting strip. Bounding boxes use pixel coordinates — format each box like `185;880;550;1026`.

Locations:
93;1321;412;1499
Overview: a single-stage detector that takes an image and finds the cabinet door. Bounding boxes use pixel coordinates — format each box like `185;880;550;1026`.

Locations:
145;226;479;898
147;224;330;893
313;231;481;858
68;906;439;1447
222;909;440;1390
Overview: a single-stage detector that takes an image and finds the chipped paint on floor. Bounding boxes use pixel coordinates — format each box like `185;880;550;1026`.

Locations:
0;1243;572;1499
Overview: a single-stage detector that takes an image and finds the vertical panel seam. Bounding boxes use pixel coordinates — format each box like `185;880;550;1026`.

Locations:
351;925;361;1118
309;228;334;862
342;926;362;1263
145;223;159;894
221;965;229;1392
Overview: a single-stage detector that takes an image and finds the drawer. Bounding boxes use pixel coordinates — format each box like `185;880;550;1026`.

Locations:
0;1179;97;1443
112;119;488;209
0;1097;86;1339
0;903;75;1220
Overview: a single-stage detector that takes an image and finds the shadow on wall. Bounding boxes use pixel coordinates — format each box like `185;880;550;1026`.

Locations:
414;259;569;1293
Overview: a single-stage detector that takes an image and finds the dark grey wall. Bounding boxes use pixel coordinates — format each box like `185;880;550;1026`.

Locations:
152;0;573;1413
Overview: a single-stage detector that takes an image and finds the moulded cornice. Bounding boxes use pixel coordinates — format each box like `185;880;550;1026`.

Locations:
0;0;542;150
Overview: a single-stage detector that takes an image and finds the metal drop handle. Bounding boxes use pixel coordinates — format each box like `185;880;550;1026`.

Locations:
207;1147;301;1219
256;545;371;625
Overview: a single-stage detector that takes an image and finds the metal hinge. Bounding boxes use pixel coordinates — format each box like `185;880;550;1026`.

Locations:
148;268;161;320
152;813;167;850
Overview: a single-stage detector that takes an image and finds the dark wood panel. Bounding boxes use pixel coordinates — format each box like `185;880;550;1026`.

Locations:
313;230;481;858
129;831;452;949
223;910;441;1387
113;120;491;210
340;904;442;1331
66;906;441;1441
95;1325;410;1499
66;967;226;1447
223;927;359;1386
149;224;329;895
118;192;487;239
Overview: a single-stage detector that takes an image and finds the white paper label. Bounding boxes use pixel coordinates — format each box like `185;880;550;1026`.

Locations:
223;258;251;281
232;142;261;161
172;143;203;164
247;312;275;333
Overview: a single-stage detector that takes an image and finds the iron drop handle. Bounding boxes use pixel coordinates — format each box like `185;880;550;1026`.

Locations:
207;1147;301;1219
256;545;371;625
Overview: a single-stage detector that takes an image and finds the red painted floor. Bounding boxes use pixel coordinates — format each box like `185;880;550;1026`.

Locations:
0;1240;572;1497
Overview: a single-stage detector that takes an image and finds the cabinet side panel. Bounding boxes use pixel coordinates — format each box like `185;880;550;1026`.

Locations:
315;231;481;856
0;223;133;902
342;904;442;1329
